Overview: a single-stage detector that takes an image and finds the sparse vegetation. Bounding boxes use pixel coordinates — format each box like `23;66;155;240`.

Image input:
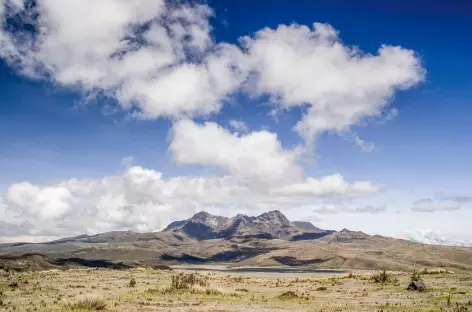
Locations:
370;270;398;284
7;281;18;288
170;273;209;290
421;268;454;275
0;265;471;312
69;295;106;310
277;290;299;300
128;277;136;287
440;303;470;312
411;270;423;282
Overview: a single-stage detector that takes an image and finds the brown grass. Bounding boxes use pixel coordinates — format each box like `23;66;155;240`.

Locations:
68;295;106;310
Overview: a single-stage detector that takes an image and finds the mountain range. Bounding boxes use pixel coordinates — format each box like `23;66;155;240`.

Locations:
1;210;472;272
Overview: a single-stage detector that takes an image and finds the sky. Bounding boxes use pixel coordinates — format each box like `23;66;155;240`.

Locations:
0;0;471;245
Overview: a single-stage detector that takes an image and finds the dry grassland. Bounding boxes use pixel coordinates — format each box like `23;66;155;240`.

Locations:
1;266;471;312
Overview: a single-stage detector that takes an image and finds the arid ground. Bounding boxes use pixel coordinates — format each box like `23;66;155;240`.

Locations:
1;265;471;312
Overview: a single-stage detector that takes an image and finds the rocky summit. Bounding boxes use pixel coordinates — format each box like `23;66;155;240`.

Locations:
163;210;333;240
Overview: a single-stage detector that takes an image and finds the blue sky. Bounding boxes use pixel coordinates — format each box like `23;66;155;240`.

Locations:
0;0;471;244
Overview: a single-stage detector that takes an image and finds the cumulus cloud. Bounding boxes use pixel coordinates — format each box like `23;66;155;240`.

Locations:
0;2;424;142
0;1;426;241
311;204;386;214
0;0;248;118
170;119;304;185
241;23;425;142
411;197;472;212
0;165;381;238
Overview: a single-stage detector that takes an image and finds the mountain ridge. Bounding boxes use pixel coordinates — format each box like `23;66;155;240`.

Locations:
1;210;472;273
163;210;333;241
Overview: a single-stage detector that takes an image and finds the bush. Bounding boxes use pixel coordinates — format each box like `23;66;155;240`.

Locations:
69;295;106;310
421;268;452;275
410;270;423;283
170;273;209;290
371;270;397;284
128;278;136;287
277;291;299;300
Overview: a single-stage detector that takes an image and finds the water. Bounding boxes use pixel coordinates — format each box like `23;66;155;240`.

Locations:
171;264;349;279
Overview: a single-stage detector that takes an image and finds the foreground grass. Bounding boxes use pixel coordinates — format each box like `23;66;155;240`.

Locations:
0;267;471;312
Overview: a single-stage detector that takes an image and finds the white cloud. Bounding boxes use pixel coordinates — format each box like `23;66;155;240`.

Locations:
272;175;380;198
344;131;375;152
7;183;75;220
411;198;469;212
229;120;249;133
0;0;248;119
1;3;423;141
399;229;472;247
242;23;425;142
0;165;381;239
311;203;386;214
170;119;304;185
0;1;427;241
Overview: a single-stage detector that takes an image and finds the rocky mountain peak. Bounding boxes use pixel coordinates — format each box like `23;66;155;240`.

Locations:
164;210;333;241
257;210;290;224
191;211;211;221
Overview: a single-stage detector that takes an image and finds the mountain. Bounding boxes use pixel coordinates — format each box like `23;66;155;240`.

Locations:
292;221;323;232
1;210;472;273
163;210;332;240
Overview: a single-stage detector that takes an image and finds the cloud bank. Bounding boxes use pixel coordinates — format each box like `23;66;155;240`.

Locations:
1;164;380;238
400;229;472;247
0;0;426;240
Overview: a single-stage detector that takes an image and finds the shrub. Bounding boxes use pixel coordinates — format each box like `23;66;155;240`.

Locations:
170;273;209;290
371;270;397;284
410;270;423;283
69;295;106;310
128;278;136;287
421;268;453;275
277;291;299;300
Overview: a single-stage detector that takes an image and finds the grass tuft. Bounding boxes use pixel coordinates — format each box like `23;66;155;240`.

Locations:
277;291;299;300
370;270;398;284
68;295;106;310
